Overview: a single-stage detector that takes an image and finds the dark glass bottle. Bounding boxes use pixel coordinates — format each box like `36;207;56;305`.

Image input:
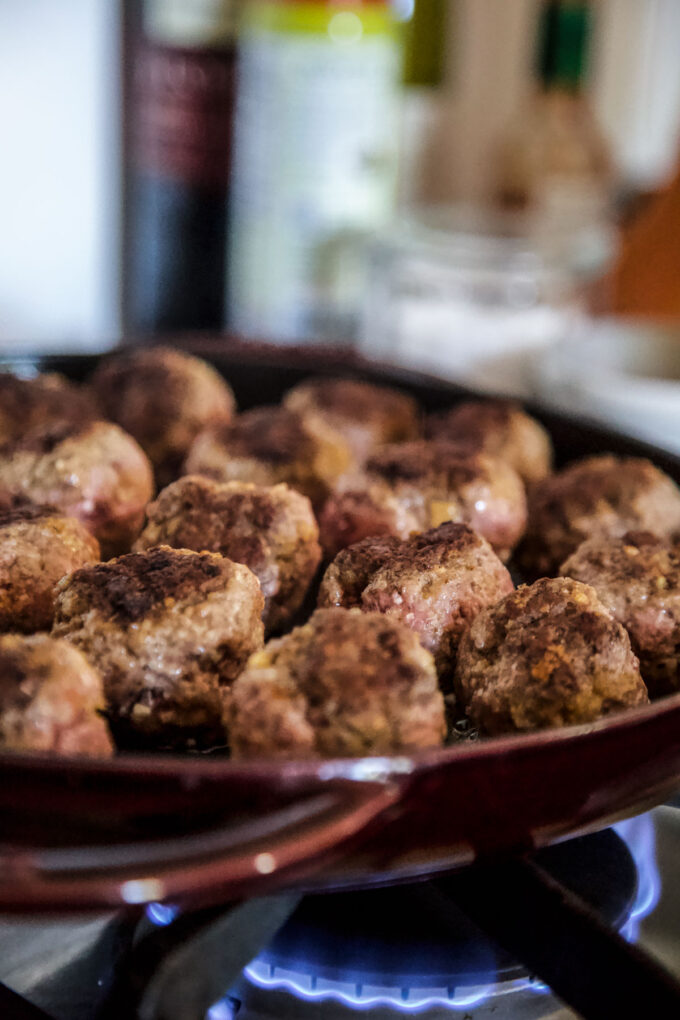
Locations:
121;0;239;335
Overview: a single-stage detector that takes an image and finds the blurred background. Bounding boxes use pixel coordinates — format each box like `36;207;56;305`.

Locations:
2;0;680;444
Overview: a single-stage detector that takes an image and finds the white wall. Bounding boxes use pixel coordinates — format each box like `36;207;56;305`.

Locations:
594;0;680;188
0;0;120;350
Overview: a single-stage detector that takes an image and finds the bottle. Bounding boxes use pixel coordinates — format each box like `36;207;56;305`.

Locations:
121;0;240;335
397;0;450;208
226;0;403;344
493;0;612;223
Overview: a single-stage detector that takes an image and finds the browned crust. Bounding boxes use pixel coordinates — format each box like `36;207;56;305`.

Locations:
427;400;515;443
58;547;229;624
90;346;236;483
367;441;492;489
318;534;403;608
0;504;60;527
0;373;97;449
455;577;648;735
0;513;100;632
134;476;322;633
284;377;420;455
561;530;680;696
229;607;445;758
0;634;113;756
210;407;317;465
519;455;680;577
0;420;91;456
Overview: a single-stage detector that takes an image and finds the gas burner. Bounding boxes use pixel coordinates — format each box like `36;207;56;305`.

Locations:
225;829;637;1018
1;814;669;1020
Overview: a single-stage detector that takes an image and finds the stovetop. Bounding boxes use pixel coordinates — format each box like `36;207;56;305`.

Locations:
2;803;680;1020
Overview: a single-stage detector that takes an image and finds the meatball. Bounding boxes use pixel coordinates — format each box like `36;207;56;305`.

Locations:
561;531;680;698
320;524;513;684
455;576;648;736
0;371;97;447
284;377;420;463
185;405;352;509
0;505;100;632
319;441;527;561
317;534;403;609
0;633;113;756
519;455;680;579
90;346;236;486
52;546;264;750
228;607;445;758
426;399;552;486
134;475;321;633
0;421;154;558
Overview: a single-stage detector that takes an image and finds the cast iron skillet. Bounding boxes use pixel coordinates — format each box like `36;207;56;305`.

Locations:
1;338;680;913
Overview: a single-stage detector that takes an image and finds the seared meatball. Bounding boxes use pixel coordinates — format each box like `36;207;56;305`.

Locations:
0;505;99;632
561;531;680;697
52;546;264;750
0;372;96;447
185;405;352;509
519;455;680;579
284;377;420;463
427;399;552;486
320;524;513;684
134;475;321;633
0;634;113;756
455;577;648;736
319;441;527;561
317;534;403;609
0;421;154;558
91;346;236;486
228;607;445;758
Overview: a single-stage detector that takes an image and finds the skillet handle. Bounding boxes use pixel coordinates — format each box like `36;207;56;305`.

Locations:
0;778;403;912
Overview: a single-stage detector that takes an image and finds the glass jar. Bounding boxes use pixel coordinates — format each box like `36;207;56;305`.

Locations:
359;204;615;396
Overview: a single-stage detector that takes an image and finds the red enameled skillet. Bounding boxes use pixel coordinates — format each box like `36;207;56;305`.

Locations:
1;339;680;913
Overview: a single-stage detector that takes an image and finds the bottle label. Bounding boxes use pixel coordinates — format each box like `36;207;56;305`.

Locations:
227;6;401;341
130;0;238;189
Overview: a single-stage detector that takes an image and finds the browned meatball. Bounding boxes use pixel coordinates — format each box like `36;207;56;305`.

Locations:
0;634;113;756
52;546;264;750
0;371;97;447
90;347;236;486
284;377;420;463
519;455;680;579
317;534;403;609
426;399;552;486
185;405;352;509
320;524;513;684
0;421;154;558
228;607;445;758
134;475;321;633
455;577;648;736
561;531;680;698
0;505;100;632
319;441;527;561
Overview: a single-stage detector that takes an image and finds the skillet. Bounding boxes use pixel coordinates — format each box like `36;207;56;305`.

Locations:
1;338;680;913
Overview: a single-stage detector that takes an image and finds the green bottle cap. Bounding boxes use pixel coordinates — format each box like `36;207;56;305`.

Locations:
536;0;591;90
401;0;448;87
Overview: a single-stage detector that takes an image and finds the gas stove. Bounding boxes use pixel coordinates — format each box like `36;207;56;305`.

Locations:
2;803;679;1020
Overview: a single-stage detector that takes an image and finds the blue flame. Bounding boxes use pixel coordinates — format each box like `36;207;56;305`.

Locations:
240;813;661;1013
614;813;661;942
242;958;547;1013
207;996;240;1019
146;902;179;927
